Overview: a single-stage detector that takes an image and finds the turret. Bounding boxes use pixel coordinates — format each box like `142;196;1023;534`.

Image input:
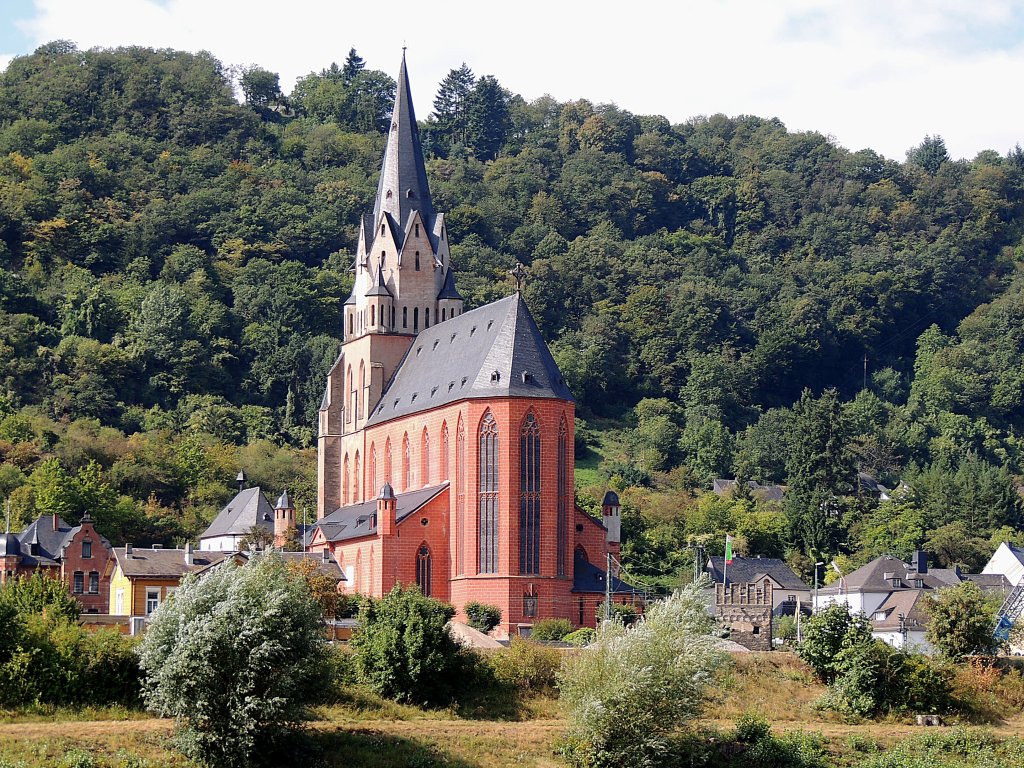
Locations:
377;483;396;537
602;490;621;545
274;490;295;549
366;267;394;333
236;469;247;493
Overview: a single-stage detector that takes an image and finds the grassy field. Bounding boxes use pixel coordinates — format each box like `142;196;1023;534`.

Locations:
1;654;1023;767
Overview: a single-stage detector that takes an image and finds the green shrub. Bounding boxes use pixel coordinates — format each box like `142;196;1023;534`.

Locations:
531;617;573;642
138;553;327;768
797;603;872;683
558;582;729;768
563;628;595;647
464;601;502;633
488;638;561;694
351;584;468;706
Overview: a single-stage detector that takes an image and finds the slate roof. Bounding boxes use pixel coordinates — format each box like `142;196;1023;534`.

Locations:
964;572;1014;597
10;515;111;567
315;482;449;543
706;556;809;591
712;479;786;502
366;293;574;427
199;487;275;540
110;547;346;582
571;558;638;594
818;554;946;595
437;267;463;300
870;589;929;631
372;52;435;249
366;266;392;297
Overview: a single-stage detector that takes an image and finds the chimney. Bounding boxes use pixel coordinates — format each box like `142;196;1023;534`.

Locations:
913;550;928;574
52;514;59;532
185;541;194;566
273;490;295;549
236;469;247;493
322;548;330;563
125;543;133;558
601;490;621;545
377;483;396;537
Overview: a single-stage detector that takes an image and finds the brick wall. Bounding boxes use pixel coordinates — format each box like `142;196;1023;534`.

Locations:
59;520;113;614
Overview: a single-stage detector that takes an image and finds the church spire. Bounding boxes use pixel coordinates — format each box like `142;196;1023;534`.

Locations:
372;51;434;237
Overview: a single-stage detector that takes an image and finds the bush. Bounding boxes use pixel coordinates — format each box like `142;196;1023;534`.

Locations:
138;553;327;767
464;601;502;633
924;581;996;660
558;581;729;768
351;584;468;706
797;603;872;683
563;628;596;647
531;617;573;642
488;638;561;694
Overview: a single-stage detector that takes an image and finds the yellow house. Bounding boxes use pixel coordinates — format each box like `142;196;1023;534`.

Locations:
105;544;234;617
105;544;346;617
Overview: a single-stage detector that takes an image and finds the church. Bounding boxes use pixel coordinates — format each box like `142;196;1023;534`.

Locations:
310;54;637;637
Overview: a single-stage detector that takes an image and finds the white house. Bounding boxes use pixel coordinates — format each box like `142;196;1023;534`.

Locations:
982;542;1024;587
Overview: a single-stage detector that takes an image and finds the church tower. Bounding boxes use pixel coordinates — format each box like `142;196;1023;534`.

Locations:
318;53;465;518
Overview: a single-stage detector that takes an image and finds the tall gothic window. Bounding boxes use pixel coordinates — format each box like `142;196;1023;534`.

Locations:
441;422;450;481
343;454;350;506
421;428;430;487
346;366;353;424
478;411;499;574
358;361;365;421
519;413;541;575
402;433;411;491
384;438;393;484
557;416;568;577
353;452;360;503
416;543;432;596
369;445;377;495
456;417;466;575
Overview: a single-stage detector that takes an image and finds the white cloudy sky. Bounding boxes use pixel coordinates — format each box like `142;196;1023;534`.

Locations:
2;0;1024;161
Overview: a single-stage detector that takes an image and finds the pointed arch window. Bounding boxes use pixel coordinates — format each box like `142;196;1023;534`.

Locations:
346;366;353;424
421;428;430;487
413;307;419;332
416;543;432;596
441;422;450;482
519;413;541;575
343;454;350;506
425;307;430;327
353;452;361;503
478;411;499;574
402;433;411;491
456;418;466;575
358;362;365;421
369;444;378;495
384;438;393;484
557;416;568;577
415;251;420;270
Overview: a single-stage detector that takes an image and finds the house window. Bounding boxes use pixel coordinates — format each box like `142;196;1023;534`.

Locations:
557;417;568;577
788;594;796;603
88;571;99;594
416;544;432;597
578;598;585;626
523;593;538;618
478;411;499;574
146;588;160;615
115;589;124;614
519;413;541;575
82;540;92;559
914;579;923;588
753;626;761;635
403;306;408;329
73;571;84;594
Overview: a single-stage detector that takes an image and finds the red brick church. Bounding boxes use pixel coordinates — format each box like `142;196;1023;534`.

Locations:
310;54;636;637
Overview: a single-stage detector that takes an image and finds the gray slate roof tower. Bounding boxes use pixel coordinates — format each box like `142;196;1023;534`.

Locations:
372;51;435;247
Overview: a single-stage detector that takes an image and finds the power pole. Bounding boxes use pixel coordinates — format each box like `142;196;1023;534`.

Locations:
863;353;868;391
605;552;613;622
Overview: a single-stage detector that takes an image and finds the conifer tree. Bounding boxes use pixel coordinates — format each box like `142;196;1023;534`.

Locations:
431;63;475;152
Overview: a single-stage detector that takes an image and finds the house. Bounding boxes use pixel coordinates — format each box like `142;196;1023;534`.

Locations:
867;590;932;652
311;54;634;637
106;544;344;618
982;542;1024;587
199;478;314;552
712;479;786;502
705;555;811;615
0;512;113;613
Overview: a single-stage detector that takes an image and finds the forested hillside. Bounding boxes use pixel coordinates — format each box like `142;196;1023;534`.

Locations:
2;42;1024;583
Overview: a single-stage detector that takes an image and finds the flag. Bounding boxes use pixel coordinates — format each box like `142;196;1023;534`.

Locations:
725;534;734;564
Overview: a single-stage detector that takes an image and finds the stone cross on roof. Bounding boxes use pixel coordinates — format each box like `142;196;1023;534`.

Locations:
509;262;528;292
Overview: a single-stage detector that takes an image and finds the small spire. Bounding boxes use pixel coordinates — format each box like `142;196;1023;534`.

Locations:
275;489;293;510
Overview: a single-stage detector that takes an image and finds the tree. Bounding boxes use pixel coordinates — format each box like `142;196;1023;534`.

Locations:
351;584;467;705
798;603;872;684
239;523;274;552
558;582;729;768
138;554;327;767
286;557;339;618
464;601;501;633
924;581;995;660
340;48;365;83
239;67;281;108
906;135;949;175
466;75;510;160
431;63;475;152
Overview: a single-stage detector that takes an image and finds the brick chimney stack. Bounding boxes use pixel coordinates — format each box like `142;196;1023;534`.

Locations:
377;483;396;537
273;490;295;549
